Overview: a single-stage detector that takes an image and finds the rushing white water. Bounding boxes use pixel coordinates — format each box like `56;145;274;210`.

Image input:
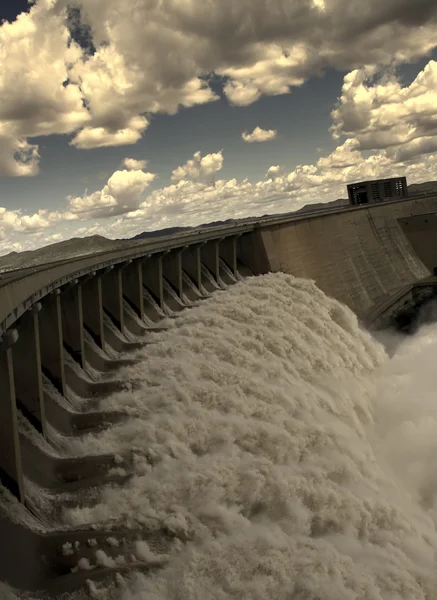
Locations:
8;273;437;599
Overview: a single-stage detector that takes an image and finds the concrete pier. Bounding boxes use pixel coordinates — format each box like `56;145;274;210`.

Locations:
162;249;184;299
123;259;144;319
61;282;85;369
81;273;106;351
200;263;220;292
162;278;185;311
181;270;203;301
13;305;46;436
39;291;66;396
0;330;24;502
181;244;203;294
101;266;125;334
218;258;237;285
143;255;164;309
219;236;238;278
142;287;165;322
201;239;221;283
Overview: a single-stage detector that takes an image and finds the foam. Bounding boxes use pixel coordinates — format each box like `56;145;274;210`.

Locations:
9;273;437;598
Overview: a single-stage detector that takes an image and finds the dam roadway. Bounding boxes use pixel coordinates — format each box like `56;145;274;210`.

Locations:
0;192;437;596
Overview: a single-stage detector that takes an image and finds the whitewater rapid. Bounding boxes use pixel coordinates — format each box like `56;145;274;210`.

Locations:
7;272;437;599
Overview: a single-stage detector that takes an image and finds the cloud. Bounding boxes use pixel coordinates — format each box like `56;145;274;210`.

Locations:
171;151;224;184
45;233;64;243
3;40;437;249
0;207;50;234
2;0;437;171
0;136;40;176
105;169;156;208
316;138;363;170
70;116;149;149
0;4;88;138
68;0;437;119
266;165;282;179
47;211;80;223
0;2;89;173
0;207;80;249
331;61;437;162
242;127;278;143
122;157;148;171
66;168;157;218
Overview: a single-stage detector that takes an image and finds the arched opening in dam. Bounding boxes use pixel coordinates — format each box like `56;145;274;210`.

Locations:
2;272;437;599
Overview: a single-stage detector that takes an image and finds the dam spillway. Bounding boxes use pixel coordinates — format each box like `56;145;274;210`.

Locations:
0;194;437;596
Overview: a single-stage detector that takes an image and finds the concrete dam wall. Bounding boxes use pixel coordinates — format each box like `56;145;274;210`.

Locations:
258;196;437;319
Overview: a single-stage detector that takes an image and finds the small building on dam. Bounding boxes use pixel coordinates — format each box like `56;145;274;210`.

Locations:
347;176;408;205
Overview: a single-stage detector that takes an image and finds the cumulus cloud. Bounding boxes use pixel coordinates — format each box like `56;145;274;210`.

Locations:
70;116;149;149
123;157;148;171
171;151;224;185
0;2;89;173
66;168;157;218
47;211;79;223
44;233;64;243
0;207;49;234
331;61;437;162
0;206;81;251
266;165;282;179
242;127;278;143
0;4;88;138
0;136;40;176
1;0;437;173
105;169;156;208
316;138;363;170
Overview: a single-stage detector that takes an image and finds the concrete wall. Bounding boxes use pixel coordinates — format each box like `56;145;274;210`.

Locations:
259;196;437;318
398;212;437;273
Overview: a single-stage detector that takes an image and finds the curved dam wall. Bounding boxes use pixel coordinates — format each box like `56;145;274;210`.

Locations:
257;196;437;319
398;211;437;273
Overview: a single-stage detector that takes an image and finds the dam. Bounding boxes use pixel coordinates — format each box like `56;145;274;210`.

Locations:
1;193;437;597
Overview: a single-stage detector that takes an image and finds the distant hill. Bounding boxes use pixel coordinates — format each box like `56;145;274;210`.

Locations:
131;226;192;240
408;181;437;196
0;235;123;272
0;181;435;271
294;198;348;213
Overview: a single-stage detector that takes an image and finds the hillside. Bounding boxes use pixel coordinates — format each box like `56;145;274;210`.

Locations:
408;181;437;195
0;235;123;272
131;226;192;240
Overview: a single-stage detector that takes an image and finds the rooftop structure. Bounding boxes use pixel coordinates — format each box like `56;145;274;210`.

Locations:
347;177;408;205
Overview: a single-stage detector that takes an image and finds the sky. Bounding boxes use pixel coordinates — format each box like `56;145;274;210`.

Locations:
0;0;437;255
